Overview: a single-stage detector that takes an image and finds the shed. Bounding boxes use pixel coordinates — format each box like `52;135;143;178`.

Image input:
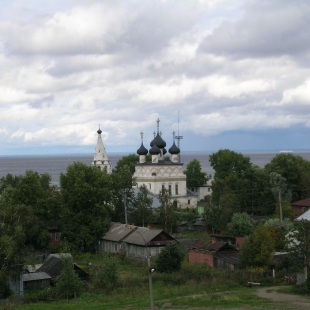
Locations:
23;272;52;290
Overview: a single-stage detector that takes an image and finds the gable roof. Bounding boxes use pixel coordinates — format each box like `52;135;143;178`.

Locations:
101;222;175;246
214;253;239;265
124;227;165;246
207;242;237;252
36;256;64;280
291;198;310;207
102;223;138;242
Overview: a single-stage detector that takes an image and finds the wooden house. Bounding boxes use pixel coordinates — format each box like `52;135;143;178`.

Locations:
99;223;177;259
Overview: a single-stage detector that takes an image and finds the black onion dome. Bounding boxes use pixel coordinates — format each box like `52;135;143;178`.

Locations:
149;144;160;155
97;128;102;134
150;133;166;148
169;142;180;154
163;147;167;155
137;143;148;155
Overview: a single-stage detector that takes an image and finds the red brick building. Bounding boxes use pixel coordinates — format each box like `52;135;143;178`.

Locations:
291;198;310;218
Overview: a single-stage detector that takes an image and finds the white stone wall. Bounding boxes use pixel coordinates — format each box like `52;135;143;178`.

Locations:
134;164;187;196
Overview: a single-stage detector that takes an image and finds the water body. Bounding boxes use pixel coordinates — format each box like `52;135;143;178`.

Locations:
1;152;310;186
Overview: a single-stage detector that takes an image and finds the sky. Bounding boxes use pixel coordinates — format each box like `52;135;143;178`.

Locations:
0;0;310;155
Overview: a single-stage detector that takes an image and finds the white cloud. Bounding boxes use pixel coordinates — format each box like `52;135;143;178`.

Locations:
0;0;309;154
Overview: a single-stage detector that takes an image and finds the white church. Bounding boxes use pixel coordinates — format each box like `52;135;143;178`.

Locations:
90;120;197;209
133;119;197;209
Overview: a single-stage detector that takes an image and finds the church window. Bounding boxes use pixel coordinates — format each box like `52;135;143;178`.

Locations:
168;185;172;195
188;199;190;205
152;172;156;176
162;184;165;191
149;183;151;189
175;184;178;195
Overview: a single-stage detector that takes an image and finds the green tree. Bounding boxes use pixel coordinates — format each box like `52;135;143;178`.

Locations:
60;162;113;252
156;242;185;273
239;223;275;269
114;154;139;175
55;256;83;299
158;189;179;234
111;165;136;223
185;159;209;188
264;218;294;251
131;185;153;227
300;160;310;199
286;220;310;275
226;213;254;237
204;205;221;234
0;170;61;248
265;153;310;202
0;202;31;298
209;150;261;215
209;149;253;180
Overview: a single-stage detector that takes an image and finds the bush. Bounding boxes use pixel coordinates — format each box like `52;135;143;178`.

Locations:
156;242;185;273
93;254;118;293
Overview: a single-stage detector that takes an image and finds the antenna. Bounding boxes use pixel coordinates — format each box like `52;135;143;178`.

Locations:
174;111;183;162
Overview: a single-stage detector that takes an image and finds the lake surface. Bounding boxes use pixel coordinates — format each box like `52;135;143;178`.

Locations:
1;151;310;186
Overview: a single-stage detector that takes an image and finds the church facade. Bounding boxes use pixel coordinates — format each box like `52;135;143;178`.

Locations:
133;119;197;209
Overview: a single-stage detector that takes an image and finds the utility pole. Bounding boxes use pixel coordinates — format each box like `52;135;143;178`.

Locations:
124;194;127;224
279;189;283;223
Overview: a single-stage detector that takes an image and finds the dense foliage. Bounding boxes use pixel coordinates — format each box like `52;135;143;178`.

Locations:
60;162;113;251
185;159;209;188
239;224;275;269
158;188;179;234
130;184;153;227
156;242;185;273
226;212;255;237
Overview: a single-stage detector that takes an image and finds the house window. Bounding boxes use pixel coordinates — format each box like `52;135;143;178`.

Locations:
175;184;178;195
208;187;211;192
55;232;61;241
168;185;172;195
114;244;117;251
188;199;190;205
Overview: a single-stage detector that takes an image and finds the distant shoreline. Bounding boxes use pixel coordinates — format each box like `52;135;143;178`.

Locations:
1;149;310;158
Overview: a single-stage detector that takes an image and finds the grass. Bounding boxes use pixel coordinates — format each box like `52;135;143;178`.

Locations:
7;253;310;310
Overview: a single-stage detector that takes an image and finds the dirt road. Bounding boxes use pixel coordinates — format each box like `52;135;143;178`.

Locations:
253;286;310;308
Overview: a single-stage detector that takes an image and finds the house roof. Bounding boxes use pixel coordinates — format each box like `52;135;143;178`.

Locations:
101;222;175;246
24;264;42;273
214;253;239;265
23;272;52;282
207;242;237;252
36;256;64;280
101;223;138;242
296;209;310;221
123;227;164;246
291;198;310;207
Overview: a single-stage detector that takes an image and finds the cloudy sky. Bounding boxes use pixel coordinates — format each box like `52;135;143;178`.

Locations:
1;0;310;156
